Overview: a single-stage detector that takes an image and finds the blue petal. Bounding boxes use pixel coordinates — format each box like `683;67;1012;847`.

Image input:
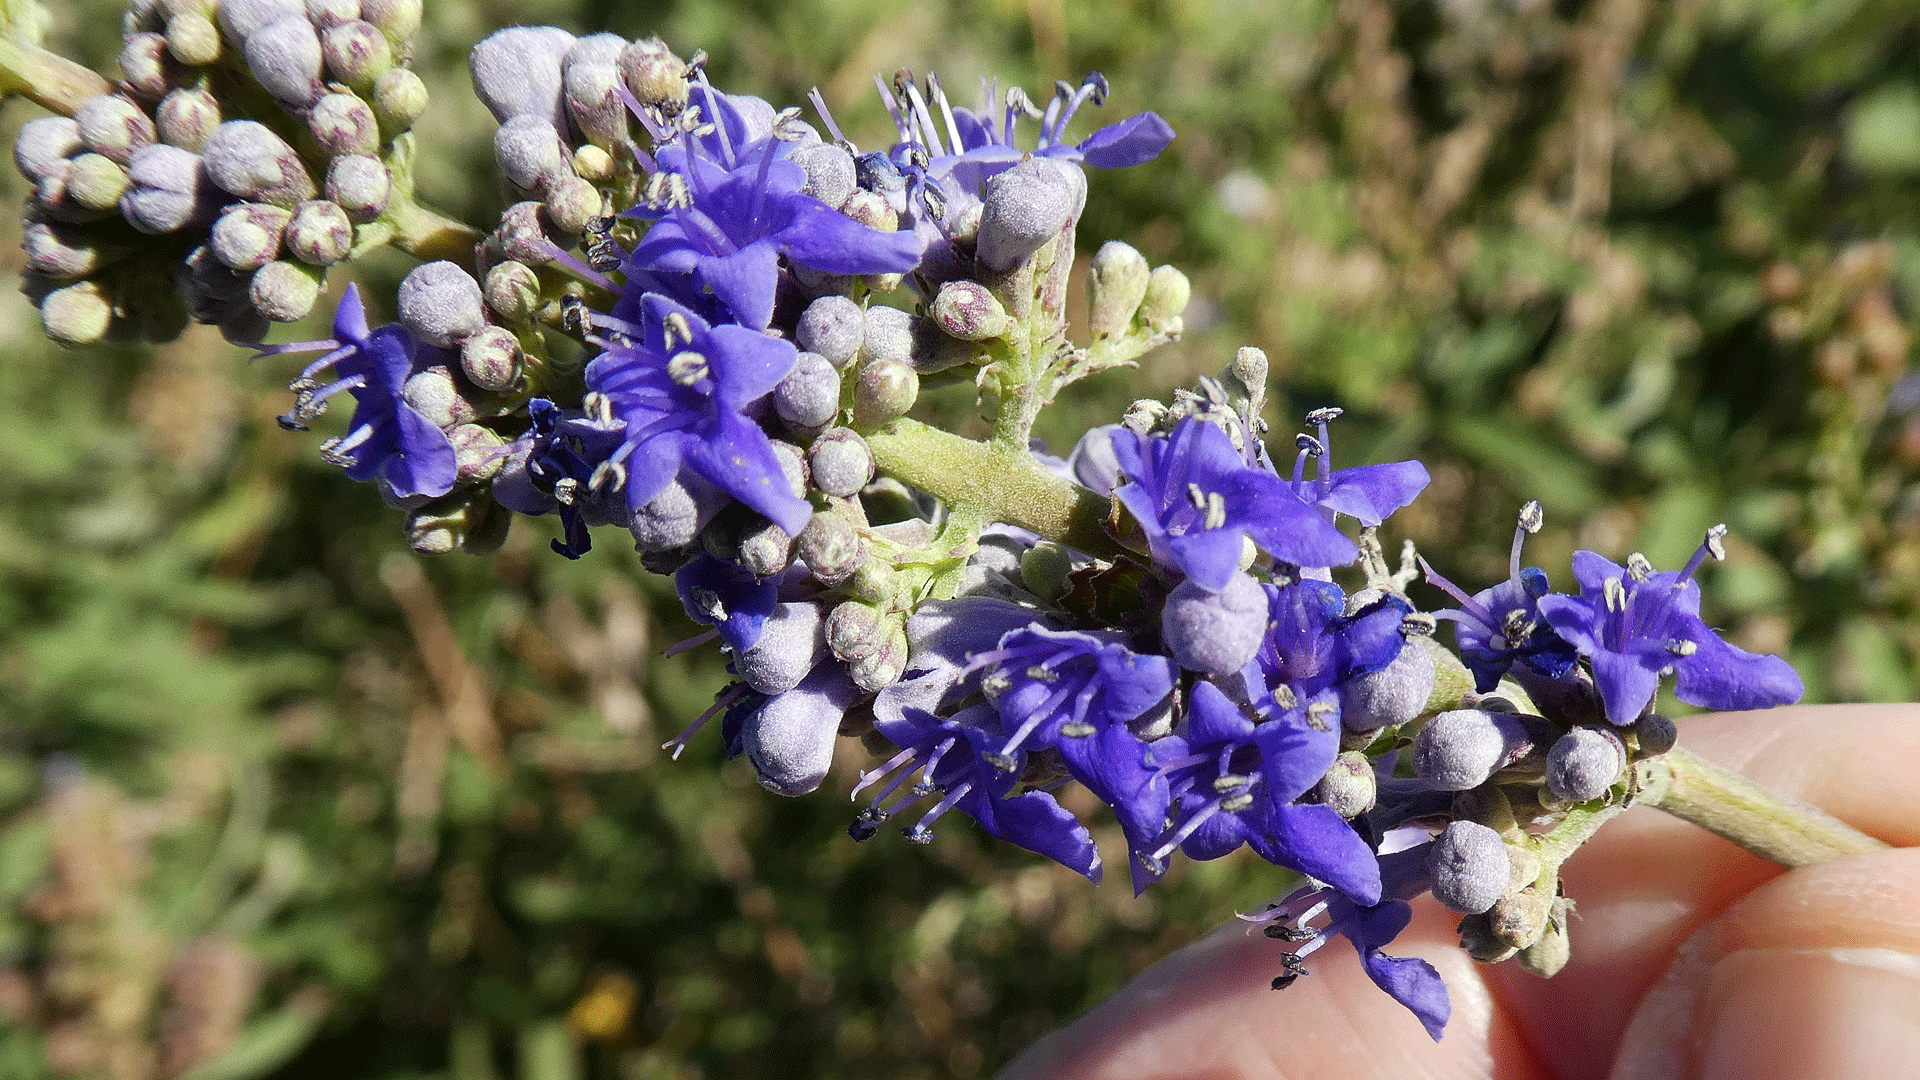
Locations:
676;555;779;652
1258;803;1381;906
778;201;927;275
1672;632;1804;713
961;787;1103;882
1074;111;1175;169
696;243;782;330
686;409;813;535
1343;901;1451;1040
380;406;458;499
1588;646;1666;725
1318;460;1430;525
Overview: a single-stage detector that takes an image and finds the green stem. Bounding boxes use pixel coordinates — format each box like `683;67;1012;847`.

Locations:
1636;746;1886;867
0;37;112;115
379;133;485;264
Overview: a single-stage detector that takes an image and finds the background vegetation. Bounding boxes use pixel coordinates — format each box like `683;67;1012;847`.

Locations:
1;0;1916;1076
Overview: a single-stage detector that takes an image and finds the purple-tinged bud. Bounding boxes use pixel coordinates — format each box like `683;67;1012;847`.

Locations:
977;158;1077;273
447;423;505;484
1340;635;1437;732
1411;709;1533;791
309;93;379;156
796;294;863;369
306;0;361;27
631;473;722;551
469;26;574;128
1222;346;1268;412
849;624;909;692
1161;573;1267;676
736;520;794;579
165;13;223;67
930;280;1011;341
738;603;828;695
807;428;873;498
320;20;391;90
1088;239;1150;338
850;357;917;430
826;601;883;664
565;32;625;68
494;115;570;193
797;512;862;585
324;153;389;221
155;88;221;151
120;143;217;233
249;259;323;321
371;68;427;135
1545;727;1627;802
406;493;510;556
117;33;177;100
1631;712;1677;756
1315;750;1376;818
563;58;625;147
617;37;688;111
1430;820;1511;915
23;220;118;280
358;0;421;43
285;199;353;264
397;261;484;347
63;153;131;211
1489;887;1554;951
837;188;898;233
244;17;325;107
543;174;601;234
770;440;809;499
41;280;114;345
201;120;315;206
483;260;540;322
460;325;520;391
493;201;556;264
791;142;855;210
181;244;251;306
401;364;471;428
860;306;912;365
1139;264;1190;328
75;94;156;166
773;351;840;433
742;667;859;796
217;0;302;42
15;116;83;181
210;202;290;270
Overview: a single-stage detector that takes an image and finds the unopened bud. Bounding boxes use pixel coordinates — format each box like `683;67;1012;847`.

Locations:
563;61;626;148
1138;264;1190;328
1516;899;1572;978
618;37;688;110
460;325;521;391
631;474;720;552
1340;637;1436;732
930;279;1011;340
771;351;840;433
543;174;601;234
357;0;421;42
1222;346;1269;411
118;33;177;100
807;428;873;498
74;94;156;165
309;93;379;156
1633;712;1677;756
306;0;360;27
797;512;862;585
401;365;471;428
495;115;570;193
155;87;220;151
796;294;864;369
406;493;509;556
15;116;83;181
285;199;353;265
40;279;114;345
848;624;909;693
850;357;916;430
1018;542;1073;601
736;520;794;579
469;25;574;128
1430;821;1511;915
827;600;884;663
837;188;897;233
121;143;215;233
792;142;856;210
371;68;427;135
1410;709;1533;791
742;668;859;796
202;120;315;206
397;260;485;347
1545;727;1627;802
165;13;222;66
447;423;505;484
63;153;131;211
572;144;614;182
245;16;325;107
320;20;392;90
249;259;323;321
1161;573;1267;676
977;157;1077;272
1087;240;1150;338
210;202;290;271
324;153;390;221
493;200;556;264
737;603;827;695
217;0;302;42
23;220;115;279
483;260;541;322
1315;750;1376;818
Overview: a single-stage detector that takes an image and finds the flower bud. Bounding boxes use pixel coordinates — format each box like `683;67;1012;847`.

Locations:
796;294;863;369
1633;712;1678;756
1489;887;1554;951
543;174;601;234
469;25;574;128
493;200;556;264
737;602;828;695
806;428;873;498
494;114;570;194
460;325;520;391
249;258;323;321
1016;542;1072;601
406;493;510;556
1088;239;1151;338
797;511;862;585
572;144;614;182
930;279;1011;341
15;116;83;181
120;143;216;233
837;188;897;233
218;306;273;346
849;623;909;693
371;68;427;135
1545;726;1627;802
791;142;855;210
401;365;471;428
202;120;315;206
155;87;221;150
63;152;131;211
244;16;325;107
617;37;688;111
24;220;117;279
1161;573;1267;676
306;0;361;27
309;93;379;157
736;520;793;579
181;244;251;312
631;474;722;552
483;259;540;322
40;280;114;345
1315;750;1377;818
977;157;1078;272
826;601;884;663
217;0;302;42
447;423;505;484
742;667;859;796
1340;636;1436;732
210;202;290;270
1429;820;1511;915
397;260;485;347
850;357;916;430
1222;345;1269;412
165;12;223;65
1517;899;1572;978
763;351;840;434
324;153;390;221
285;199;353;264
563;60;626;148
320;19;391;91
118;32;177;100
1410;709;1533;791
1139;264;1190;329
357;0;421;42
75;94;156;165
857;306;907;362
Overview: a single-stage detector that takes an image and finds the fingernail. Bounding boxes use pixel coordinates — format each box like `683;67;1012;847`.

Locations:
1696;946;1920;1080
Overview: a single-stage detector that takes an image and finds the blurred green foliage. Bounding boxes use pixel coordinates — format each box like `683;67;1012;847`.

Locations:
2;0;1916;1077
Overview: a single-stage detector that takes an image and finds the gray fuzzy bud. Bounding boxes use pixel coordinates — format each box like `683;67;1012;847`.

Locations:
493;201;556;264
217;0;302;42
837;188;897;233
1634;713;1678;756
244;16;325;107
483;260;540;322
307;0;361;27
807;428;873;498
1223;346;1269;412
861;307;911;361
1429;821;1511;915
736;521;794;580
737;603;828;695
371;69;427;134
120;143;217;233
397;261;485;347
155;88;221;151
773;351;840;432
494;114;569;193
564;32;625;68
165;13;223;67
1088;240;1150;338
977;157;1077;272
460;325;521;391
401;365;471;428
285;199;353;264
1316;750;1377;819
1139;264;1190;328
23;220;116;280
75;94;156;166
796;294;863;369
1340;637;1436;733
618;37;688;110
797;512;862;585
1161;573;1267;676
631;473;722;552
1546;727;1627;802
826;601;884;664
469;25;575;128
791;142;855;210
117;33;177;100
849;624;909;693
324;153;389;221
248;259;323;321
320;20;392;90
930;280;1011;341
15;116;83;181
63;153;131;211
210;202;290;270
309;93;379;156
543;174;602;235
850;357;917;430
41;280;114;345
358;0;421;41
562;61;626;148
202;121;314;206
1411;709;1533;791
742;667;859;796
447;423;505;484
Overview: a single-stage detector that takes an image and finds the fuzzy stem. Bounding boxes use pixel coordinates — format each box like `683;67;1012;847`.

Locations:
378;134;485;264
1636;746;1887;867
0;38;112;116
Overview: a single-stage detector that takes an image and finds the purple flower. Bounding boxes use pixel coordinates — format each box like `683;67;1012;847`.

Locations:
1110;418;1357;591
586;292;812;535
493;397;630;559
676;554;780;653
1536;528;1804;724
1286;408;1429;528
260;284;455;500
1422;504;1578;693
1243;579;1410;712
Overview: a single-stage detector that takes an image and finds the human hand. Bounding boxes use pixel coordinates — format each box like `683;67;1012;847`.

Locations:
999;704;1920;1080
